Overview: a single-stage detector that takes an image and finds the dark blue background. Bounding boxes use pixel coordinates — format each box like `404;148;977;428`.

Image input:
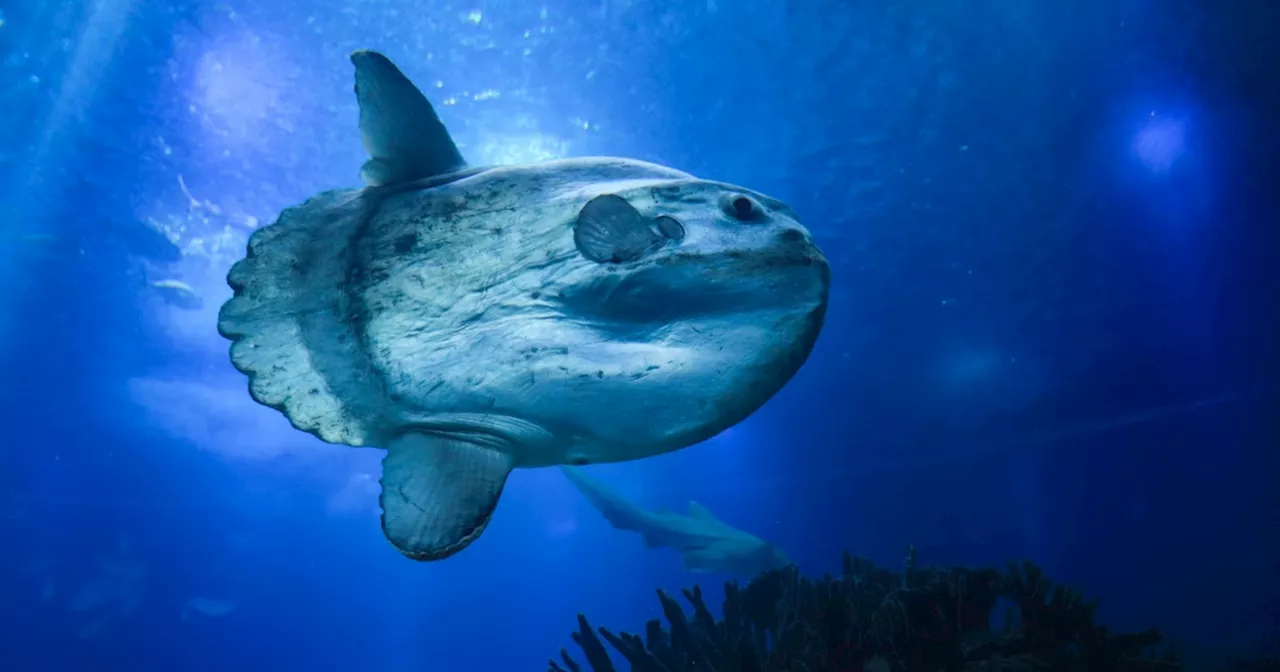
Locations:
1;0;1275;669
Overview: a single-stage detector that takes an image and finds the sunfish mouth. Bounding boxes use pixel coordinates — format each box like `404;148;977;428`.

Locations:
570;247;827;326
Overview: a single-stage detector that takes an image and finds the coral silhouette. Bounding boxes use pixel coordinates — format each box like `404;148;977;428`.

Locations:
552;548;1176;672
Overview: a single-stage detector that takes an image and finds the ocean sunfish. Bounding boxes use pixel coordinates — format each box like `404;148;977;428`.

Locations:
217;49;829;562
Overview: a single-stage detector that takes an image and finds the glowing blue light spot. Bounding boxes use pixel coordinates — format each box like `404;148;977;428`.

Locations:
1131;112;1185;174
470;131;568;165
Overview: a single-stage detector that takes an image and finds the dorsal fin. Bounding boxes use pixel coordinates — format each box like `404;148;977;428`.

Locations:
349;50;467;187
687;501;722;523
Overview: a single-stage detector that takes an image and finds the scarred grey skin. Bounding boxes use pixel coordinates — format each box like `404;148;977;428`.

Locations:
217;49;829;562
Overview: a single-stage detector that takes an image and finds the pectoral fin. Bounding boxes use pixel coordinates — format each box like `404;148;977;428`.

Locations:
379;432;514;561
574;194;683;263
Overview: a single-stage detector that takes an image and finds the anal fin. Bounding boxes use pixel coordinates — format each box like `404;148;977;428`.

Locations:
379;432;514;561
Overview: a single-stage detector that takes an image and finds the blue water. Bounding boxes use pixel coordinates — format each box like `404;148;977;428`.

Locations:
1;0;1277;670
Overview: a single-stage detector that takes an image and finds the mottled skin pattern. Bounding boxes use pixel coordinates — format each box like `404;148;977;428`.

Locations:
218;156;829;468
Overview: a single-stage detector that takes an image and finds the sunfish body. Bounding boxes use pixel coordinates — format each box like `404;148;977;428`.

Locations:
561;466;791;576
217;50;830;562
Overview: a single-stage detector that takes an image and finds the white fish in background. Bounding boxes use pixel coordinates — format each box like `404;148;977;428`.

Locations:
561;466;792;576
151;279;203;310
181;597;237;622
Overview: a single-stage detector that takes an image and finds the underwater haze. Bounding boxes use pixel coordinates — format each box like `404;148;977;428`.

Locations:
1;0;1278;670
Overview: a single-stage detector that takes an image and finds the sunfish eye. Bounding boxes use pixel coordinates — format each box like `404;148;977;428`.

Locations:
722;193;762;221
